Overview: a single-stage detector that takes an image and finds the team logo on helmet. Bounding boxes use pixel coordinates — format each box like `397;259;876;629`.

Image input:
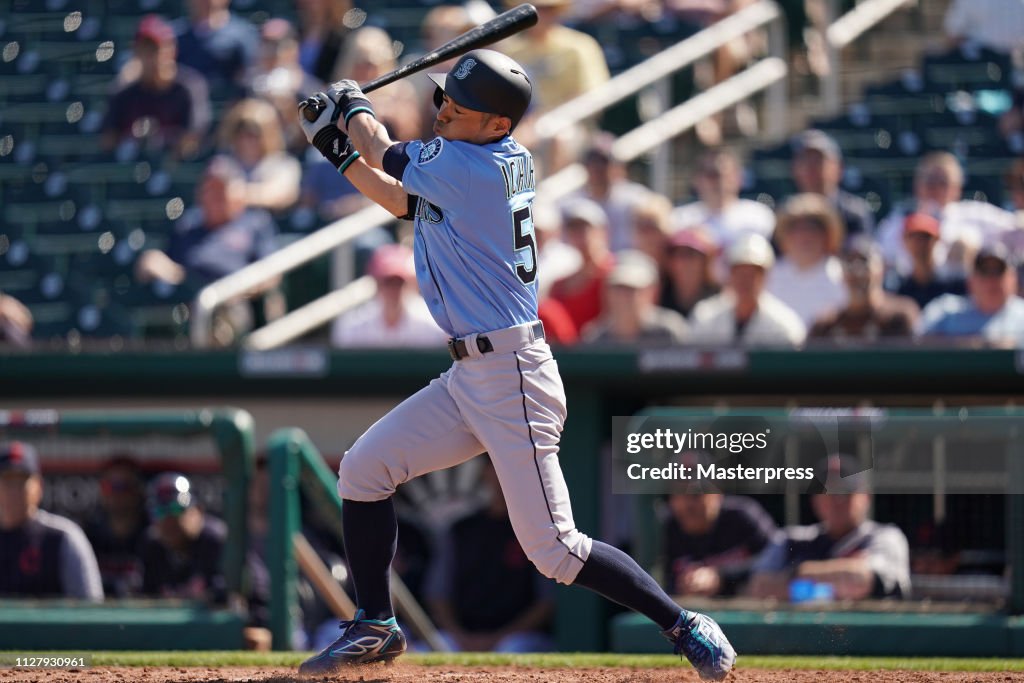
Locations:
454;58;477;80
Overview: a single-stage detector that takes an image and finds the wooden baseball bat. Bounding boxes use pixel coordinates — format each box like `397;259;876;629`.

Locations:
302;3;538;121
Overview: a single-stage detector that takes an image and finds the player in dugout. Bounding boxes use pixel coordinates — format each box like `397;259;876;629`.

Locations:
0;442;103;601
295;49;735;680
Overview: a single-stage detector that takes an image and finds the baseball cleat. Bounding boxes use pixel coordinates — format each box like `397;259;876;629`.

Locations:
662;610;736;681
299;609;406;675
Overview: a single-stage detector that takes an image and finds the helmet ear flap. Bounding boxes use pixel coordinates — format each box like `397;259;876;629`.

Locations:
433;86;444;110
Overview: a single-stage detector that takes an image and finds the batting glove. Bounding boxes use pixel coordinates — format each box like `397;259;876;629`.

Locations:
298;94;361;174
327;79;376;128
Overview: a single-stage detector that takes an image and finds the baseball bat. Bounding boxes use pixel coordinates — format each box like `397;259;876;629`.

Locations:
302;3;538;121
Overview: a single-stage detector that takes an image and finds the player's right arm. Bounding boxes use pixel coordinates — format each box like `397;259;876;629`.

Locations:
298;94;411;219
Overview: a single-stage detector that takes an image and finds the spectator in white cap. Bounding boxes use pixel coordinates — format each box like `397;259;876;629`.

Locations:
790;129;874;237
671;149;775;250
690;233;806;347
581;251;689;345
550;199;615;332
331;244;447;348
767;193;848;327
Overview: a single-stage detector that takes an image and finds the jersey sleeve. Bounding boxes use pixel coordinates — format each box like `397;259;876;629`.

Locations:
59;523;104;601
398;137;472;210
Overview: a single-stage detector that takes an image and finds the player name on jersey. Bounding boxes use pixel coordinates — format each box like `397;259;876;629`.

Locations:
499;154;536;200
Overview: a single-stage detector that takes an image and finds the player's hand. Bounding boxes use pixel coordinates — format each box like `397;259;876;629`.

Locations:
299;94;362;174
298;93;337;144
327;79;375;130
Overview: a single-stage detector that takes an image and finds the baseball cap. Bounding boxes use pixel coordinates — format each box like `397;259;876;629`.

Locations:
727;233;775;269
368;244;415;281
903;212;940;238
607;250;658;289
669;227;717;255
0;442;40;476
974;242;1016;271
813;454;872;493
135;15;176;46
561;198;608;228
792;129;842;162
147;472;194;519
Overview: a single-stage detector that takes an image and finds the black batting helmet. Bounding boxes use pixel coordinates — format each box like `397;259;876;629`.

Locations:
427;49;532;131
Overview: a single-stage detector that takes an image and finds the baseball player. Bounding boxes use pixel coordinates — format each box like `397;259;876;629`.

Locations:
296;49;736;680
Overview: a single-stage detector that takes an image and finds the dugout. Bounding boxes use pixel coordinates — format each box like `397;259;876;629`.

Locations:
1;346;1024;654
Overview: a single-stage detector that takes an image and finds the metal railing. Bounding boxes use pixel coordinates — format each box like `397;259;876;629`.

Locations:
193;2;787;349
822;0;919;113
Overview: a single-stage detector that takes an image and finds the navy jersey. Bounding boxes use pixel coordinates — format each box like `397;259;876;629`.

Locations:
386;136;539;337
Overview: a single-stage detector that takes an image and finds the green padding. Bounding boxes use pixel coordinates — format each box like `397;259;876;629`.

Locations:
611;611;1024;657
0;605;244;650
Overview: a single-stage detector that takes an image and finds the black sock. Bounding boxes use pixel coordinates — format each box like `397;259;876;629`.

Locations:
573;540;682;630
342;498;397;621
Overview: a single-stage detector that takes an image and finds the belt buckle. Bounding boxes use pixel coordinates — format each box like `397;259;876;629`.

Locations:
447;338;460;361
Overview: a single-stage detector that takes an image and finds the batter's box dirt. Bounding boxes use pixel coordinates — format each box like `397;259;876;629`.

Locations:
1;665;1020;683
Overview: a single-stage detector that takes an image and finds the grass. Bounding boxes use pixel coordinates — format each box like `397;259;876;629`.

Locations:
32;652;1024;671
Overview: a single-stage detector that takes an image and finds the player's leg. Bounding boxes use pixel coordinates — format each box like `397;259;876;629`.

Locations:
455;345;735;681
301;373;484;674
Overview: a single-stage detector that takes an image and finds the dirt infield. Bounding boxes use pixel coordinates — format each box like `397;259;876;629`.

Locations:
2;664;1021;683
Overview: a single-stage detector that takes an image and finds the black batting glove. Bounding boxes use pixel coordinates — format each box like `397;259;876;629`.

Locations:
298;95;361;173
327;79;376;127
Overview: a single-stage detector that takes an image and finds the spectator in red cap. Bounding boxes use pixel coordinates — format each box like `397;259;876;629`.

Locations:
891;212;967;310
0;442;103;601
331;244;448;348
661;227;721;319
101;14;210;158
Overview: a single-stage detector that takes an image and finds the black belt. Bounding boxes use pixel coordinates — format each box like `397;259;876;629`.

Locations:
447;321;545;361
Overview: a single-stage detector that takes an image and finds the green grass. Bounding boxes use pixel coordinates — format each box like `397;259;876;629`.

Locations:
49;652;1024;671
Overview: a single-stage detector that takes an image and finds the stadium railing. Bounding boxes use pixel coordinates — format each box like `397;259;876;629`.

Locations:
190;0;789;349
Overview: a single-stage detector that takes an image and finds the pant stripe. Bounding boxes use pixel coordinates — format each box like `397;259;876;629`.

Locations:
515;353;587;565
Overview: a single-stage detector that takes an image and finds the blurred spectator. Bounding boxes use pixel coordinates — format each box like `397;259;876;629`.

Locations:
767;193;847;327
176;0;259;98
140;472;227;602
135;156;278;288
790;130;874;237
296;0;354;83
217;98;302;212
501;0;610;114
690;233;806;346
747;455;910;601
0;292;33;348
920;243;1024;345
632;193;675;269
102;15;210;159
877;152;1013;277
810;236;919;341
661;228;721;319
890;213;966;309
331;244;447;348
944;0;1024;55
662;489;777;597
581;250;690;345
672;149;775;250
83;456;149;598
0;442;103;601
563;133;651;253
334;27;422;143
550;200;615;331
425;459;554;652
248;18;324;156
412;5;478;140
534;202;582;345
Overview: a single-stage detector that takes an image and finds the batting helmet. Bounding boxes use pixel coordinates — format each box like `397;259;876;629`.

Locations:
427;49;532;131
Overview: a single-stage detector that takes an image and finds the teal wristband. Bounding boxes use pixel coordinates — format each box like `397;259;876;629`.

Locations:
337;150;361;174
344;107;376;125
